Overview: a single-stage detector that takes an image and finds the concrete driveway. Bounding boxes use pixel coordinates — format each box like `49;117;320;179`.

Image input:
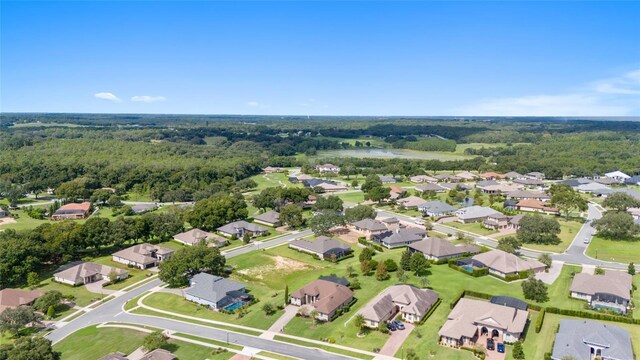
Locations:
378;322;414;356
267;305;298;333
84;279;116;295
535;261;564;284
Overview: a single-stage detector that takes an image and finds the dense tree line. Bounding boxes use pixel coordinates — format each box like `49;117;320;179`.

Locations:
0;210;184;288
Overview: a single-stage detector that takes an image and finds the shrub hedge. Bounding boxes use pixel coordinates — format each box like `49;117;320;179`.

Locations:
535;308;545;333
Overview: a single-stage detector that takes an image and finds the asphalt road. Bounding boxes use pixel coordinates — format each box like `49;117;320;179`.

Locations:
45;228;344;359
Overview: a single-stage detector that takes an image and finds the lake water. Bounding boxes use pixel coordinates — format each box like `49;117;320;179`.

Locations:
315;148;473;160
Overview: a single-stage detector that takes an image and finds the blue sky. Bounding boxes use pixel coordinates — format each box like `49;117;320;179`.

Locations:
2;1;639;116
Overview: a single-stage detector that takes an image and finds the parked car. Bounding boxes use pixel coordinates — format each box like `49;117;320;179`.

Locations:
392;319;405;330
386;322;397;331
497;343;505;353
583;237;590;244
487;338;495;351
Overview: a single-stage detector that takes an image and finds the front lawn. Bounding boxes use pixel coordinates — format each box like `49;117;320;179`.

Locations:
141;292;284;330
91;254;154;290
585;235;640;264
519;218;583;253
25;278;101;307
336;191;365;204
445;221;498;236
53;325;234;360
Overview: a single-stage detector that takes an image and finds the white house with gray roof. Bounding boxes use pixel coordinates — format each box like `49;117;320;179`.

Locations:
289;236;352;260
570;271;632;314
372;227;426;248
217;220;269;239
418;200;457;217
184;273;251;311
551;320;634;360
253;210;280;227
455;206;502;223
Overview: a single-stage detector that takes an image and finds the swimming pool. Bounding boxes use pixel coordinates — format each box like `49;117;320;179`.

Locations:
461;265;474;272
224;302;245;312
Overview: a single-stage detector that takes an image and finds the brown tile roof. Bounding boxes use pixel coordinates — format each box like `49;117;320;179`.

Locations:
360;285;438;322
291;279;353;315
516;199;558;212
112;243;173;265
0;289;45;313
139;349;176;360
57;202;92;212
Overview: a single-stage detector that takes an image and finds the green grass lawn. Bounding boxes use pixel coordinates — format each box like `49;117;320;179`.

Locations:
445;221;498;236
26;278;102;307
53;325;233;360
248;173;302;195
518;218;583;253
0;209;50;231
141;292;284;330
585;235;640;264
123;191;153;202
336;191;365;204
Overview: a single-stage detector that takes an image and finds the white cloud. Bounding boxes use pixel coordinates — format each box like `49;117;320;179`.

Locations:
130;95;167;103
246;101;260;108
94;92;121;102
457;68;640;116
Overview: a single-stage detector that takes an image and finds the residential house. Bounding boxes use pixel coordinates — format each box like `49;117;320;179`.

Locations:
290;279;353;322
263;166;285;174
217;221;269;239
415;183;446;193
479;172;505;180
396;196;427;209
359;285;439;328
318;275;350;287
482;213;510;230
351;219;389;240
314;182;348;192
139;349;176;360
551;320;634;360
54;262;128;286
628;208;640;221
0;209;9;218
604;170;630;182
98;353;129;360
418;201;457;217
381;217;401;230
253;210;280;227
455;206;501;223
503;199;518;211
524;171;545;180
410;175;438;183
372;227;426;248
378;175;397;184
409;238;480;262
438;298;528;347
478;183;523;194
0;289;45;314
505;190;550;202
112;243;174;269
315;164;340;174
507;214;524;230
130;203;157;214
173;228;228;247
440;182;473;191
513;178;544;187
624;175;640;186
51;202;92;220
577;182;611;194
289;236;352;260
570;271;632;314
560;178;592;188
503;171;523;180
516;199;559;215
472;250;546;278
595;177;620;186
454;171;478;181
434;174;461;183
184;272;252;311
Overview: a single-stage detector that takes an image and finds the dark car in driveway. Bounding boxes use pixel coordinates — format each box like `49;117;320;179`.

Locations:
487;338;495;351
386;322;397;331
392;319;405;330
497;343;505;353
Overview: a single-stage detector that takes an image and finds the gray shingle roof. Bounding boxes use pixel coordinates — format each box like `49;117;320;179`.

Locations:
409;238;479;258
418;200;457;214
185;273;246;305
352;218;387;231
415;183;446;192
217;221;268;236
289;236;352;256
373;228;426;246
254;210;280;225
551;320;634;360
360;285;439;322
570;271;632;301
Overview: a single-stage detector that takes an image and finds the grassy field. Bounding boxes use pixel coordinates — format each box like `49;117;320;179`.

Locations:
445;221;498;236
585;235;640;264
141;292;284;330
53;325;233;360
336;191;366;204
248;173;303;194
0;208;50;231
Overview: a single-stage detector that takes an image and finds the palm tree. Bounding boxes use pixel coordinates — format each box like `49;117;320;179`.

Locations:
310;310;319;327
353;314;365;335
419;276;430;288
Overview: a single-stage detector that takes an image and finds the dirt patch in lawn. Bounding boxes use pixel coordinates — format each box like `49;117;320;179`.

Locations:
237;256;320;279
0;217;17;226
332;228;361;244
